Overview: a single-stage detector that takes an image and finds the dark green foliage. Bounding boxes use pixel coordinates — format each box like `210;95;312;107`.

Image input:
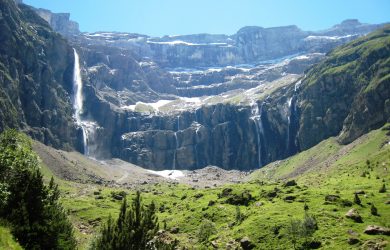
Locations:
197;219;216;243
379;183;386;193
222;190;254;206
370;204;378;216
354;193;361;205
110;190;127;200
286;211;319;249
92;191;159;249
0;130;76;249
287;219;302;250
235;206;243;224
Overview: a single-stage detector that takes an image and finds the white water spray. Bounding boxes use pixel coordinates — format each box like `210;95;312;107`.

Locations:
250;101;265;167
73;49;98;156
73;49;88;154
172;115;181;170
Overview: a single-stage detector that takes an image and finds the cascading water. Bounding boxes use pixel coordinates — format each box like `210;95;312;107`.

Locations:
286;97;293;151
250;101;265;167
73;49;88;154
286;78;302;155
194;123;201;168
172;115;180;170
73;48;98;156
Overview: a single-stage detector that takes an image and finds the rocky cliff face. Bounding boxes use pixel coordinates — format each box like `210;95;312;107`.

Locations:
80;27;390;170
2;0;389;171
33;8;79;36
0;0;79;149
78;20;384;69
297;26;390;148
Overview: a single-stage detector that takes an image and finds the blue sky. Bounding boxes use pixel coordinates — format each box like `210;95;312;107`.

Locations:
23;0;390;36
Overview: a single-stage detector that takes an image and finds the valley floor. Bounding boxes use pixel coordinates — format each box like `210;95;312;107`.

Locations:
35;125;390;249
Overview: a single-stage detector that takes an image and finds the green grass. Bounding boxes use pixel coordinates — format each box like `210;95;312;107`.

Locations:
0;225;23;250
36;126;390;249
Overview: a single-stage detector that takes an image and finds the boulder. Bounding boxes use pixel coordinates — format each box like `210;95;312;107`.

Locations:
347;237;360;245
240;237;255;250
364;225;390;236
325;194;340;202
345;208;363;223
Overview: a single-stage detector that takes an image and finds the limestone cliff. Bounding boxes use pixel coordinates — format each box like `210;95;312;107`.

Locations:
0;0;78;149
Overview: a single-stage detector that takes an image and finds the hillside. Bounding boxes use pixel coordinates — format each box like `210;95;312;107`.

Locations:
34;124;390;249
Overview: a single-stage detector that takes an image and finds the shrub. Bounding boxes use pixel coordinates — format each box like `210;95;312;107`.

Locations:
286;211;319;249
197;219;216;243
235;206;244;224
0;130;76;249
354;193;361;205
92;191;159;249
379;184;386;193
370;204;378;216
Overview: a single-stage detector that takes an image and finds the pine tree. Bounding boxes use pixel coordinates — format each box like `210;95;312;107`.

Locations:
93;191;160;250
0;129;76;249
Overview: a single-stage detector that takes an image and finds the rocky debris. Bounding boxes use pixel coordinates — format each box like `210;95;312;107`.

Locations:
364;225;390;236
255;202;264;207
325;194;340;202
361;239;389;249
347;229;359;236
240;237;255;250
345;208;363;223
347;237;360;245
170;227;179;234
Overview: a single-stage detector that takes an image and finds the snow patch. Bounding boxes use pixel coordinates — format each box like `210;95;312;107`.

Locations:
304;34;355;41
147;170;185;180
122;100;173;111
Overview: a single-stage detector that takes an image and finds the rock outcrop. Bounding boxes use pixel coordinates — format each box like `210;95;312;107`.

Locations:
0;0;79;149
33;8;80;36
1;0;389;172
75;20;384;69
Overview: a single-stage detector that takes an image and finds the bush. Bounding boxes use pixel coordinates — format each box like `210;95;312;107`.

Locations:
197;219;216;243
223;190;254;206
92;191;159;249
0;130;76;249
235;206;244;224
379;184;386;193
370;204;378;216
286;211;319;249
354;193;361;205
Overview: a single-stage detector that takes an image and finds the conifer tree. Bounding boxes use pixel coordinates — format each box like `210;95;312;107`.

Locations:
92;191;160;250
0;129;76;249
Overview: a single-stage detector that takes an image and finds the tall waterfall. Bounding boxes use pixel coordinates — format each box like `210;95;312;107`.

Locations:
73;49;88;154
172;115;181;170
250;101;265;167
286;79;302;155
286;97;293;151
73;49;98;156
